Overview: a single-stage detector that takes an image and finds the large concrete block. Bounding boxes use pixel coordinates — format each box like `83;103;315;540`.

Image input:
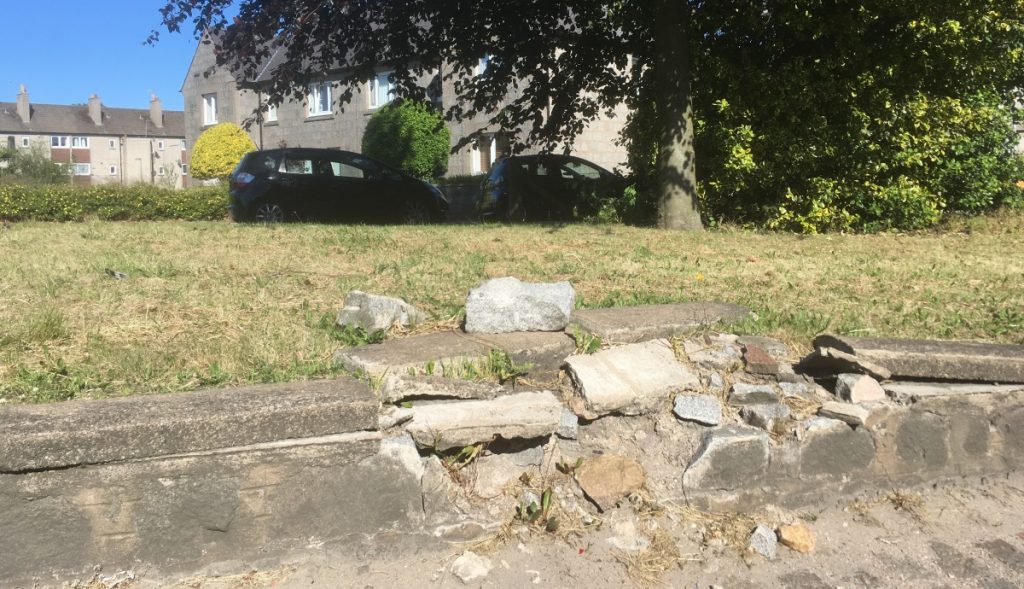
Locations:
565;339;700;417
895;411;949;471
568;302;750;344
0;378;378;472
799;418;875;479
405;391;562;451
682;426;770;491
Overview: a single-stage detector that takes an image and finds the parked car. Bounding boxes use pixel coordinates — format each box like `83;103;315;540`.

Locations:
229;148;448;223
477;154;625;222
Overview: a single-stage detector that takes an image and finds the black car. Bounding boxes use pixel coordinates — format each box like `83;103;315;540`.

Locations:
229;148;448;223
477;154;625;222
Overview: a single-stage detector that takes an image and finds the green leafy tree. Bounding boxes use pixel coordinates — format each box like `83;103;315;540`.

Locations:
362;100;450;181
190;123;257;180
154;0;703;230
0;145;69;185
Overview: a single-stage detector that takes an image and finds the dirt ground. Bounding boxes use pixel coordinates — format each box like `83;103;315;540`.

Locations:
127;471;1024;589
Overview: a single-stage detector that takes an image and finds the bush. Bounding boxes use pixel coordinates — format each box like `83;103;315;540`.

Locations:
362;100;450;180
190;123;257;180
0;146;69;185
0;184;228;222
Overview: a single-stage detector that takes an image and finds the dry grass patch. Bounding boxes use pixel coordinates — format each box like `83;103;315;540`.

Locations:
1;214;1021;402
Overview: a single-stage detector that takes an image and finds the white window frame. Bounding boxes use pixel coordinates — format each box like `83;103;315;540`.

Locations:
181;163;189;175
71;136;89;148
266;103;278;122
470;142;481;175
20;137;29;148
368;72;394;109
308;82;332;117
157;140;165;151
71;163;91;176
202;93;218;125
489;136;497;166
108;138;117;149
109;165;118;176
157;165;166;177
51;136;69;148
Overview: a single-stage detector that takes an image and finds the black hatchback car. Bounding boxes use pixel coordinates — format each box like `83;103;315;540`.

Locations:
477;154;625;222
229;148;448;223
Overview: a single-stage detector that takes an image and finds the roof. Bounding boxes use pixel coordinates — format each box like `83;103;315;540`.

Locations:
0;102;184;138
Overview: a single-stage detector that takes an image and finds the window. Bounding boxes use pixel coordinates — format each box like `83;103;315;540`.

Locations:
71;137;89;148
109;165;118;175
157;140;165;151
266;103;278;122
157;166;166;177
20;137;29;148
475;55;491;76
563;160;603;180
470;141;481;174
108;139;116;149
71;163;91;176
308;83;332;117
283;157;314;174
369;72;393;109
202;93;218;125
329;160;365;179
181;140;187;150
51;136;68;148
181;164;189;175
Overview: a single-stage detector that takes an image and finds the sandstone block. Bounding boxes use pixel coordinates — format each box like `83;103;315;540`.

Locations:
836;373;886;404
575;455;645;511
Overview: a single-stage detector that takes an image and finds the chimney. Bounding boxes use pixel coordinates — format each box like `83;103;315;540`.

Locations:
16;84;29;124
88;94;102;126
149;94;163;129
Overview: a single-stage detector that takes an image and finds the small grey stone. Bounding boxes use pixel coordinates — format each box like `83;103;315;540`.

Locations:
836;373;886;404
817;401;870;427
557;408;580;439
336;290;424;332
674;394;723;426
749;524;777;559
741;403;791;432
729;383;778;405
464;277;575;333
450;551;492;584
685;340;743;372
706;372;726;392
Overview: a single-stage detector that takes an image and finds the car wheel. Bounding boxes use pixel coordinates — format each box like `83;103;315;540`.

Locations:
400;199;432;224
254;202;284;224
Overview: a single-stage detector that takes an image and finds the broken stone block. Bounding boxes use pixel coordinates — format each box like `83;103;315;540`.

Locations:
778;380;814;400
565;339;700;418
673;394;723;426
883;382;1024;405
778;523;815;553
835;373;886;404
568;302;750;344
683;337;743;372
796;347;892;381
813;334;1024;384
728;383;778;405
743;344;779;376
741;403;791;432
705;372;726;394
800;418;875;478
574;454;645;511
451;551;492;584
378;405;414;430
379;433;425;481
817;401;870;427
464;277;574;333
738;335;790;361
749;524;778;559
336;290;424;332
380;374;506;404
557;408;580;439
406;391;562;451
682;426;770;491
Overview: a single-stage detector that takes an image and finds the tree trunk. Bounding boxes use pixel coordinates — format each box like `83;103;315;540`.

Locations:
654;0;703;231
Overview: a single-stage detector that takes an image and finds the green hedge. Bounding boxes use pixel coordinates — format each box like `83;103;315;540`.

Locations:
0;184;228;222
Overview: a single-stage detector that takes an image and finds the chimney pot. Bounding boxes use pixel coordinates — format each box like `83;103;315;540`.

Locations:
16;85;30;124
88;94;103;126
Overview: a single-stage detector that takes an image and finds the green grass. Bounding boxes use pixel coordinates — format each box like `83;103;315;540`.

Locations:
0;213;1021;403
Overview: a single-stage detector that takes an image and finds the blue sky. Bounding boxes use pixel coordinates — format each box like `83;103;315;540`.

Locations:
0;1;211;111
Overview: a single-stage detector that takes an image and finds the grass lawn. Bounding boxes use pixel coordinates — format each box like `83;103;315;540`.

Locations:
1;214;1021;403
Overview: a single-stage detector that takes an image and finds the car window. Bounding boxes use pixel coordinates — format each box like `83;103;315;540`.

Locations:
282;157;314;175
346;156;382;180
241;152;279;173
563;160;603;180
330;161;366;179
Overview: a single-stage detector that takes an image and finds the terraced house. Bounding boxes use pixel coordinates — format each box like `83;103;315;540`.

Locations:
0;86;188;188
181;39;628;181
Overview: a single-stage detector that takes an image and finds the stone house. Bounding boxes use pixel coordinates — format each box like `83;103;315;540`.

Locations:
0;86;188;188
181;40;628;180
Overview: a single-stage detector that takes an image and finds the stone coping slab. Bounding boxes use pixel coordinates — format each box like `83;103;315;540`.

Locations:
814;334;1024;383
335;330;574;379
569;302;750;344
883;382;1024;404
0;377;377;473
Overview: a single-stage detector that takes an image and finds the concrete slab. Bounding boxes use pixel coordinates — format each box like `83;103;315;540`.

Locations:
0;378;378;473
468;331;576;378
883;382;1024;405
569;302;750;344
565;339;701;417
335;331;492;378
814;334;1024;383
405;391;562;451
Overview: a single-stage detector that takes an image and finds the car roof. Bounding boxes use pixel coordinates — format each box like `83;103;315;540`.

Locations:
503;154;617;175
248;147;362;159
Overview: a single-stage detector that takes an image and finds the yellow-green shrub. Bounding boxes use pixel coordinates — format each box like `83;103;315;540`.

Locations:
190;123;257;180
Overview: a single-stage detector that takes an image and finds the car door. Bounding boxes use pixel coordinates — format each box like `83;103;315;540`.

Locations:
326;154;379;222
559;157;609;217
276;153;323;220
509;156;572;220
